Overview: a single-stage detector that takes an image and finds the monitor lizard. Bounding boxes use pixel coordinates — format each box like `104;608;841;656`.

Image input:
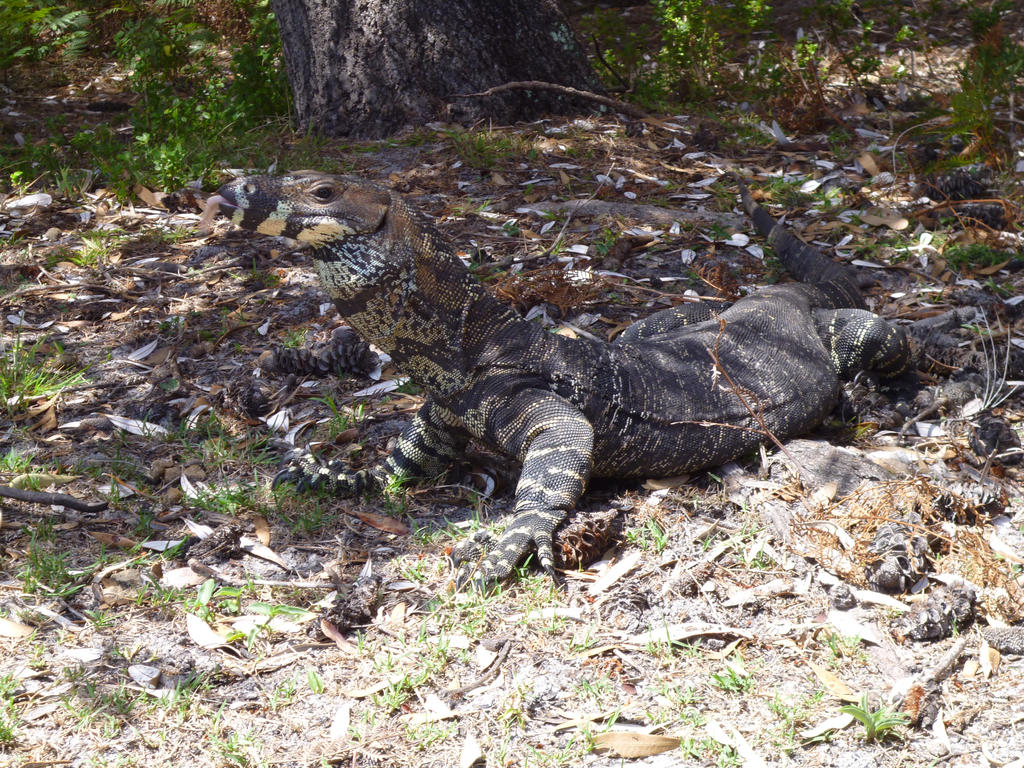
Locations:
204;172;911;588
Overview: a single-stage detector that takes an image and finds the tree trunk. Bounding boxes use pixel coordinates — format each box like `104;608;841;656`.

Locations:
269;0;605;138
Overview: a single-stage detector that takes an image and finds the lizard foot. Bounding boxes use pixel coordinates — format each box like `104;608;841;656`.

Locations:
451;511;559;591
272;448;366;496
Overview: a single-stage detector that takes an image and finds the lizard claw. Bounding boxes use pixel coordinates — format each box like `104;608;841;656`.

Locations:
272;448;321;491
271;448;363;496
450;512;561;591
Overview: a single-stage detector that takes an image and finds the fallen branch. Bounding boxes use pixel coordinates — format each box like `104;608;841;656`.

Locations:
0;485;108;513
455;80;648;120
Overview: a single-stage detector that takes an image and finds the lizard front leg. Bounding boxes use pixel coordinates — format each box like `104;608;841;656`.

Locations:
453;389;594;589
274;397;468;495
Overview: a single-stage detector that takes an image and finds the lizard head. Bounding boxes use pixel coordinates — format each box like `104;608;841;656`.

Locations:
207;172;390;248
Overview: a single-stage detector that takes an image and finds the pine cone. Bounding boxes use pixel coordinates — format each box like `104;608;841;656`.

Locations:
555;508;621;570
263;327;379;378
919;166;991;201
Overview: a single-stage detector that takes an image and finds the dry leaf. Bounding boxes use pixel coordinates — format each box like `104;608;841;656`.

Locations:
552;709;620;732
320;619;358;654
625;622;753;647
352;378;408;398
974;259;1011;276
810;481;838;507
89;531;139;549
592;732;680;758
587;550;642;596
931;707;950;753
979;639;1000;678
399;692;455;725
160;566;207;589
134;184;164;208
345;672;407;698
388;601;407;628
705;720;766;768
242;540;290;570
476;644;499;671
460;732;485;768
27;401;57;432
0;617;34;638
642;475;690;490
10;472;78;490
986;530;1024;565
723;577;793;607
858;152;879;176
253;514;270;546
806;660;855;699
827;609;885;644
105;413;170;437
329;702;351;740
850;588;910;612
351;509;410;535
799;712;854;740
185;613;231;650
859;207;909;230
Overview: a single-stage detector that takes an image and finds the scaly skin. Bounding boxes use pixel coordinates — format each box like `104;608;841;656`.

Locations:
209;173;911;589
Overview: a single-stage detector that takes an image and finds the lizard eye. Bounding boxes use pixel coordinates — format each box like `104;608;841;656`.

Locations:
310;184;337;202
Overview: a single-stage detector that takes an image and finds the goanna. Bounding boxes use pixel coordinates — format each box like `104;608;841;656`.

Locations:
206;173;911;588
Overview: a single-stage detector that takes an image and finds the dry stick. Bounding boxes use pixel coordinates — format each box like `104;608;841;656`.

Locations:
790;61;845;130
589;35;630;92
538;162;613;260
456;80;649;120
705;317;804;477
0;485;108;513
921;634;970;685
444;640;511;699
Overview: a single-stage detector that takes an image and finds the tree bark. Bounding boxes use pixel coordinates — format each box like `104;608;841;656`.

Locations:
269;0;605;138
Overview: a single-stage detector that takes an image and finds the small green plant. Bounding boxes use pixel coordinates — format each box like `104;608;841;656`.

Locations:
709;656;754;694
0;332;88;419
19;532;82;597
840;692;909;742
0;673;19;745
825;631;866;664
446;129;528;170
405;721;458;750
653;0;724;100
0;448;32;473
0;1;89;70
950;18;1024;156
306;668;325;694
943;243;1017;271
4;1;290;198
267;677;297;712
71;229;124;267
282;329;306;349
625;518;669;553
372;677;412;712
189;484;257;517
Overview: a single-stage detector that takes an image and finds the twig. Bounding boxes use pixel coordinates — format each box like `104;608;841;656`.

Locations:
443;639;511;699
706;317;803;474
537;163;614;260
0;485;108;513
589;35;630;92
456;80;648;120
923;634;970;684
